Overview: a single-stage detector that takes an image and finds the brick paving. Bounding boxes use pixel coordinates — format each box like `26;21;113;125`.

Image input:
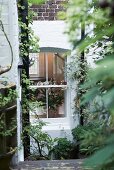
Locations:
13;160;84;170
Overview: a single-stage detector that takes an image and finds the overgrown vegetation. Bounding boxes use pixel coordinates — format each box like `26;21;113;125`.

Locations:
66;0;114;169
25;121;56;160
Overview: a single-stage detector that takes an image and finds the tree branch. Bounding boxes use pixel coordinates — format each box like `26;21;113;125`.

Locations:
0;19;13;75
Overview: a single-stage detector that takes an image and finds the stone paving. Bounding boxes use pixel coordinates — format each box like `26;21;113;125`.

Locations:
13;160;85;170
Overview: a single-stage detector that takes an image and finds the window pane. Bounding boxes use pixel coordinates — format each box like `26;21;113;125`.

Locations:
29;53;39;76
29;52;66;85
48;88;65;118
53;53;65;85
32;88;47;118
38;53;46;82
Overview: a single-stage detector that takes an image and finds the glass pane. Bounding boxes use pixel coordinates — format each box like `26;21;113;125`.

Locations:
29;53;46;85
38;53;46;82
53;53;65;85
31;88;47;118
29;53;39;76
48;88;65;118
29;52;66;85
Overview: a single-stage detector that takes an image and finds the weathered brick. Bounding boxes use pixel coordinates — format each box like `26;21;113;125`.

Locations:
48;16;55;20
55;8;61;12
31;8;37;12
31;0;67;20
43;12;49;17
31;5;38;8
51;4;57;8
46;8;55;13
43;16;51;20
37;16;44;20
49;12;55;17
38;8;46;12
38;12;43;16
56;0;62;4
32;16;38;20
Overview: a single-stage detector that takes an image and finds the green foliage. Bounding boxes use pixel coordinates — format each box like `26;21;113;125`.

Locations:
82;54;114;115
28;0;46;5
0;88;16;110
0;116;16;137
72;123;98;141
25;121;56;159
72;122;106;156
0;85;17;154
84;135;114;170
52;138;77;160
53;138;72;159
66;0;114;169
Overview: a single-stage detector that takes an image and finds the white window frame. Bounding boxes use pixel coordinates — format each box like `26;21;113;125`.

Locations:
29;48;70;121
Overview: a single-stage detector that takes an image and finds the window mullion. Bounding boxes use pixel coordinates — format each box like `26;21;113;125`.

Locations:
45;53;48;82
45;53;48;118
46;88;48;118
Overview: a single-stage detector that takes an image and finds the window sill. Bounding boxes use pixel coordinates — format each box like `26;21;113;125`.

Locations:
29;85;67;88
30;118;70;131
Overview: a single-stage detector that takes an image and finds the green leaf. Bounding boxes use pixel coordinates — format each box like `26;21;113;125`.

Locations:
84;144;114;168
28;0;46;5
81;86;99;105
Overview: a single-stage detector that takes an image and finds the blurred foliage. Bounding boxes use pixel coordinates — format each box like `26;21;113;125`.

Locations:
72;122;107;156
66;0;114;169
28;0;46;5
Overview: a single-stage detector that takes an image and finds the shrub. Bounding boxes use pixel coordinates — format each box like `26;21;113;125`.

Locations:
52;137;78;159
72;122;105;156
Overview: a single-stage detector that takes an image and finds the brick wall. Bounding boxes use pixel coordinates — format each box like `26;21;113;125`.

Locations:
31;0;67;20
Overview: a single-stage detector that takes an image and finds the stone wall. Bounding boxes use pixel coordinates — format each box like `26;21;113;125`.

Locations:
31;0;67;20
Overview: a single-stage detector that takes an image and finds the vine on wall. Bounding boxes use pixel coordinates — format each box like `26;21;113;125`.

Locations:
18;0;40;158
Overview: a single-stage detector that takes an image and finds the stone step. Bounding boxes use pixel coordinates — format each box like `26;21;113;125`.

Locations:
15;160;84;170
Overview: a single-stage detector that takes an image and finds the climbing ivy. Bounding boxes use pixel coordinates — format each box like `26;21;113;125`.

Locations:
18;0;40;112
18;0;42;158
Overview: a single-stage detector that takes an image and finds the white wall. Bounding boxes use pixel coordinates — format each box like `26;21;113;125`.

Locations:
31;21;71;50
